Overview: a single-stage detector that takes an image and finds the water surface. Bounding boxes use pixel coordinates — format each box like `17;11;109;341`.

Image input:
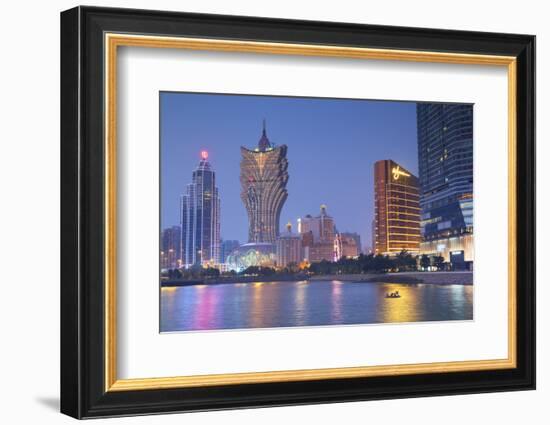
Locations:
160;280;473;332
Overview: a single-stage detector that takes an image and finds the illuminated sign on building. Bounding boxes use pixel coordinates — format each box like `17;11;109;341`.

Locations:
392;165;411;180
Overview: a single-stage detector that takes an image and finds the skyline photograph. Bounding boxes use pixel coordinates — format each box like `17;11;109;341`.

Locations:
159;91;474;333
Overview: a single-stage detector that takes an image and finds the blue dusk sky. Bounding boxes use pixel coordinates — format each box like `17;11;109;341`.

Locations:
161;92;419;250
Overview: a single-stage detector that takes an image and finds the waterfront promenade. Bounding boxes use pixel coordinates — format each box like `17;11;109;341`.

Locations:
162;271;473;287
313;271;473;285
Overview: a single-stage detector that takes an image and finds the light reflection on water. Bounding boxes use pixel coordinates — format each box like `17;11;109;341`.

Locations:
160;280;473;332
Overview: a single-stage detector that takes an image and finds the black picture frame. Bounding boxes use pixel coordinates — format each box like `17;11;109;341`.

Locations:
61;5;535;419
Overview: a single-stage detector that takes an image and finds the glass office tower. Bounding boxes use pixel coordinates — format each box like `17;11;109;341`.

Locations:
416;103;474;266
180;151;221;267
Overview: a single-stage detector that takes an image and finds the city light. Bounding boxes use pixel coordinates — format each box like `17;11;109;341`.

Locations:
391;165;411;180
158;100;476;334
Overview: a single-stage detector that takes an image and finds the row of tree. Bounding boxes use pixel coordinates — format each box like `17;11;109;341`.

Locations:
166;266;223;280
308;251;445;275
164;251;446;280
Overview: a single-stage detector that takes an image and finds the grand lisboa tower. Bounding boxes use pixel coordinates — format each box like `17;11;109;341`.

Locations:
240;121;289;244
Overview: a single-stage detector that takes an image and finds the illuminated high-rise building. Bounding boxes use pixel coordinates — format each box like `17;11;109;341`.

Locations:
374;160;421;255
416;104;473;265
240;121;289;243
180;151;221;267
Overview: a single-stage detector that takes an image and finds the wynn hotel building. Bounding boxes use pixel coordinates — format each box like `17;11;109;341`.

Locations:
374;159;421;255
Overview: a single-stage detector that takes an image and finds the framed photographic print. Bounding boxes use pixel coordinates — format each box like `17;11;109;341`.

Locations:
60;6;535;419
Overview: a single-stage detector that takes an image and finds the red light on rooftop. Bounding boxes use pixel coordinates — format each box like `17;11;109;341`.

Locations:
200;150;208;160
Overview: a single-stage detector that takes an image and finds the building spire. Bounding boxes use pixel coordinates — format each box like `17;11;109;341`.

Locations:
258;119;271;151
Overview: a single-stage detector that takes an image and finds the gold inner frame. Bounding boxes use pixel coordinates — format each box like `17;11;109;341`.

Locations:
104;33;517;392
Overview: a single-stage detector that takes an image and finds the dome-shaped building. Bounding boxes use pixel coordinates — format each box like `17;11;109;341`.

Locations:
226;242;276;272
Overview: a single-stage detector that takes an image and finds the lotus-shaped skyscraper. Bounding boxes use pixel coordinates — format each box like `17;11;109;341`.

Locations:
240;121;289;244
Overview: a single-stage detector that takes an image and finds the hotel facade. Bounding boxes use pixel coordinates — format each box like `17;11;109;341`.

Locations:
374;159;421;255
416;104;474;266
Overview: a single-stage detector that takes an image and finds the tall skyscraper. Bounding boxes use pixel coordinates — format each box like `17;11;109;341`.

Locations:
240;121;289;244
160;225;181;269
276;222;302;268
374;160;421;255
416;104;473;265
180;151;221;267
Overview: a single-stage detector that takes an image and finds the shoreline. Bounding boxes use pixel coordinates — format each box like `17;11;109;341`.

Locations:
161;271;473;287
161;274;309;287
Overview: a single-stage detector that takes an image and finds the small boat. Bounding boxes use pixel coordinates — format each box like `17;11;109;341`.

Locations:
385;292;401;299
